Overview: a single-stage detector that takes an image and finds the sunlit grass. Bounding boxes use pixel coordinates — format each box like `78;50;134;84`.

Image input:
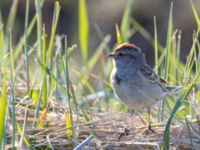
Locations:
0;74;7;150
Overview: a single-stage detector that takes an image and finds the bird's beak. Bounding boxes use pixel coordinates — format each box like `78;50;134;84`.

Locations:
106;52;115;58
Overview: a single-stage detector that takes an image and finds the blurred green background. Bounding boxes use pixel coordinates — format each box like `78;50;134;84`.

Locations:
1;0;199;66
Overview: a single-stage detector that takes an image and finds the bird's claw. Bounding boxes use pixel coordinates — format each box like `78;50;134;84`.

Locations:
118;127;130;140
143;124;156;135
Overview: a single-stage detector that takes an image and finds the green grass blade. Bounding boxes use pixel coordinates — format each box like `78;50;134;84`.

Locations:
162;79;197;150
24;0;30;92
42;26;47;106
190;0;200;61
160;2;174;127
0;23;5;61
9;30;16;149
64;109;73;139
196;40;200;74
33;77;43;126
121;0;132;42
184;39;196;82
46;2;60;100
47;1;60;65
190;1;200;31
154;16;158;73
18;110;31;148
35;0;43;58
169;30;177;81
164;2;173;80
62;37;73;126
6;0;19;35
0;12;4;58
0;74;7;150
79;0;89;64
55;51;60;100
16;122;31;148
115;23;122;44
176;31;182;82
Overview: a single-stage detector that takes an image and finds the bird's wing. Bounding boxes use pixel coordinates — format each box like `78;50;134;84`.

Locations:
139;64;167;85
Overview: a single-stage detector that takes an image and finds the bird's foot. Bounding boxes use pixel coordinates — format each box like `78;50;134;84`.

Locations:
118;126;131;140
143;124;156;135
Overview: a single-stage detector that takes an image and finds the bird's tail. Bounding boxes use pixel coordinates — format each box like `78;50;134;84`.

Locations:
167;82;200;95
166;86;182;95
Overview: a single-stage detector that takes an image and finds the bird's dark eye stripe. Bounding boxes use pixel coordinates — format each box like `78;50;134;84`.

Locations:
118;53;123;56
118;53;130;56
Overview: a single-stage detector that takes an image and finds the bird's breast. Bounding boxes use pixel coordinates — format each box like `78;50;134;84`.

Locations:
110;70;164;111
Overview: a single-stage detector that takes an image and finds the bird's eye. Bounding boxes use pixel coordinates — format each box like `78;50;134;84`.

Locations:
118;53;123;56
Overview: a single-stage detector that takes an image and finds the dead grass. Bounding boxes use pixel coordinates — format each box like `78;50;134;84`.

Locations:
5;89;200;149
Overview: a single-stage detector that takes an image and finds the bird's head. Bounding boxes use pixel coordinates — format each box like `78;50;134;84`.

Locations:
107;43;146;68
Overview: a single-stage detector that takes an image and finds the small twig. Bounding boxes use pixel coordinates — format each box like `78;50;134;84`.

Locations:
74;135;94;150
46;134;55;150
19;108;29;148
185;114;193;148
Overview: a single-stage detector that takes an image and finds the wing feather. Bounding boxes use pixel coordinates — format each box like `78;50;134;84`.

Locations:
140;65;167;85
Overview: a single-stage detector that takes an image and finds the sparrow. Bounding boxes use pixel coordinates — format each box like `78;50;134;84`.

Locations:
107;43;179;136
107;43;174;112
